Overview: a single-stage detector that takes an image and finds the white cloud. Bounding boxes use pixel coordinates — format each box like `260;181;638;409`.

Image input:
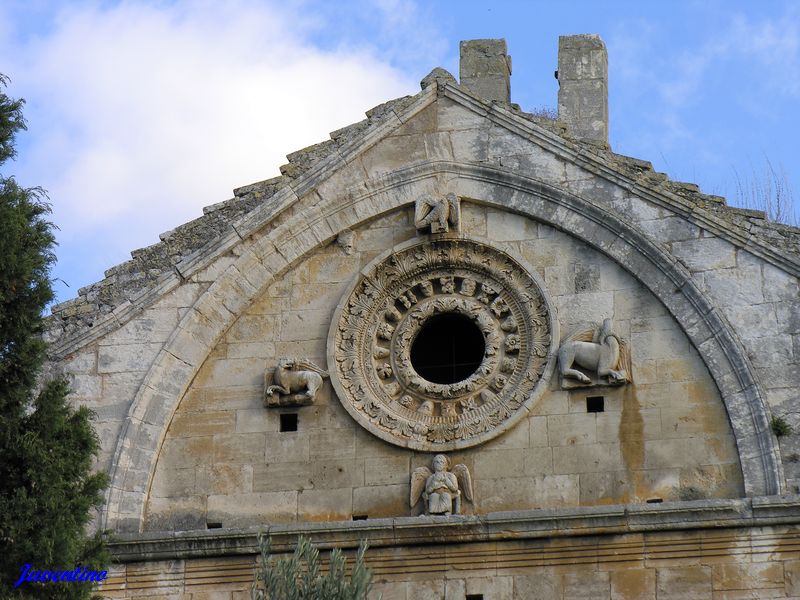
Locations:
656;8;800;108
2;0;428;290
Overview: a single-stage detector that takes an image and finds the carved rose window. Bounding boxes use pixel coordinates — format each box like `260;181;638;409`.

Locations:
328;237;558;451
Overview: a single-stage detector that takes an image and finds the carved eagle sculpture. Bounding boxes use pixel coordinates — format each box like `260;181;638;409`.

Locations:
414;192;460;234
410;454;473;516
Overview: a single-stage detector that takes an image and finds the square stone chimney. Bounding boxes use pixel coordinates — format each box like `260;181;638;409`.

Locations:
557;34;609;147
459;39;512;104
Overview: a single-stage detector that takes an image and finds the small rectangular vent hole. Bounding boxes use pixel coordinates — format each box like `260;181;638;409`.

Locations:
352;515;369;521
646;498;663;504
206;522;223;529
466;595;484;600
280;413;298;432
587;396;605;413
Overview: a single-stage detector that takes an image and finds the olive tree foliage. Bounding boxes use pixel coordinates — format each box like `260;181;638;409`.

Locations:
251;535;373;600
0;74;109;599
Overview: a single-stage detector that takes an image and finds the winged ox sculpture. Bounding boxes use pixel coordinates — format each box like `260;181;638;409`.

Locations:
263;358;329;407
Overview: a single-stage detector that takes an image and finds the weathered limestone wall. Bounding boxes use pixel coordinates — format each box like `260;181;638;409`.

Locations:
99;523;800;599
51;82;799;531
144;204;742;530
53;281;210;475
557;34;609;146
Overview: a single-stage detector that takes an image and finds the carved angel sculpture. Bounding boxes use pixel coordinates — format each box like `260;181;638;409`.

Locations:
264;358;329;407
414;193;460;234
558;318;631;388
410;454;473;516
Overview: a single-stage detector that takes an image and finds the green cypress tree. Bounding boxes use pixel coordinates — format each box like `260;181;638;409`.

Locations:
0;74;109;599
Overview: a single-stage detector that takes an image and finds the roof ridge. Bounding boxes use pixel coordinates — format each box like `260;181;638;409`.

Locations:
45;75;799;353
45;93;420;347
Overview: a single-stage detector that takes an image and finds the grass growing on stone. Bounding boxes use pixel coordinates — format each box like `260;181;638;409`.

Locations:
771;415;793;438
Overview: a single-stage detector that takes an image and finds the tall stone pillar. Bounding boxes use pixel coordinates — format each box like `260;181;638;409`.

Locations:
557;34;608;147
459;39;512;104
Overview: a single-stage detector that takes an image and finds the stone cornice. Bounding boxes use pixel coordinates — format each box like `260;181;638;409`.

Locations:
47;79;799;360
107;496;800;562
442;84;800;278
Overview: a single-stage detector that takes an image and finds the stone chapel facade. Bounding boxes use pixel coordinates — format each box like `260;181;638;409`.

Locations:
46;36;800;599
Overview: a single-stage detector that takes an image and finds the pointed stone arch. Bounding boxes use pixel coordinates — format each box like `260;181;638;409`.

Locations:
103;160;782;532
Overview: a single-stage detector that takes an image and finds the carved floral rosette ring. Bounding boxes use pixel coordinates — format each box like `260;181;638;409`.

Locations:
328;237;559;451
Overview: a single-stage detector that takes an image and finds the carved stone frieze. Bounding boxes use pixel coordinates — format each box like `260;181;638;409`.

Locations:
327;237;558;451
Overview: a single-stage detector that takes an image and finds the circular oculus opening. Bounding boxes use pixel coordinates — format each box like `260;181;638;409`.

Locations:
410;313;485;384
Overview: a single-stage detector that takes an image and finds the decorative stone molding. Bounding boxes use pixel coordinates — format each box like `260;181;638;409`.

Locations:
106;495;800;563
263;358;329;407
102;161;782;533
328;236;558;451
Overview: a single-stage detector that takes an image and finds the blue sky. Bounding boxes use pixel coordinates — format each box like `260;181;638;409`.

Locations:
2;0;798;305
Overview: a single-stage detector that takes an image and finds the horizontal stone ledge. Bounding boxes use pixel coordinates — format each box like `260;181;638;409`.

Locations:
107;494;800;562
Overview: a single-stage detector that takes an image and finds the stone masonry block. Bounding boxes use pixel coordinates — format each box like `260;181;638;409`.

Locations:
763;262;800;302
226;315;278;343
631;328;689;361
150;468;195;499
473;449;525;480
263;431;310;463
547;413;597;446
529;416;548;446
213;433;265;464
353;484;407;518
552;443;624;474
562;570;610;599
638;216;700;243
297;487;353;521
656;566;711;599
486;210;538;242
197;357;264;390
159;435;214;467
436;97;488;131
309;428;357;460
97;342;163;374
703;265;764;307
523;446;554;476
596;409;662;443
279;310;331;342
671;238;736;272
465;576;512;600
207;492;297;526
610;569;655;600
558;34;608;145
108;307;179;346
364;456;410;486
785;559;800;596
459;39;511;104
311;459;365;489
449;128;489;163
234;408;278;434
513;571;561;599
477;474;578;511
712;562;784;593
169;411;235;438
579;471;631;504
